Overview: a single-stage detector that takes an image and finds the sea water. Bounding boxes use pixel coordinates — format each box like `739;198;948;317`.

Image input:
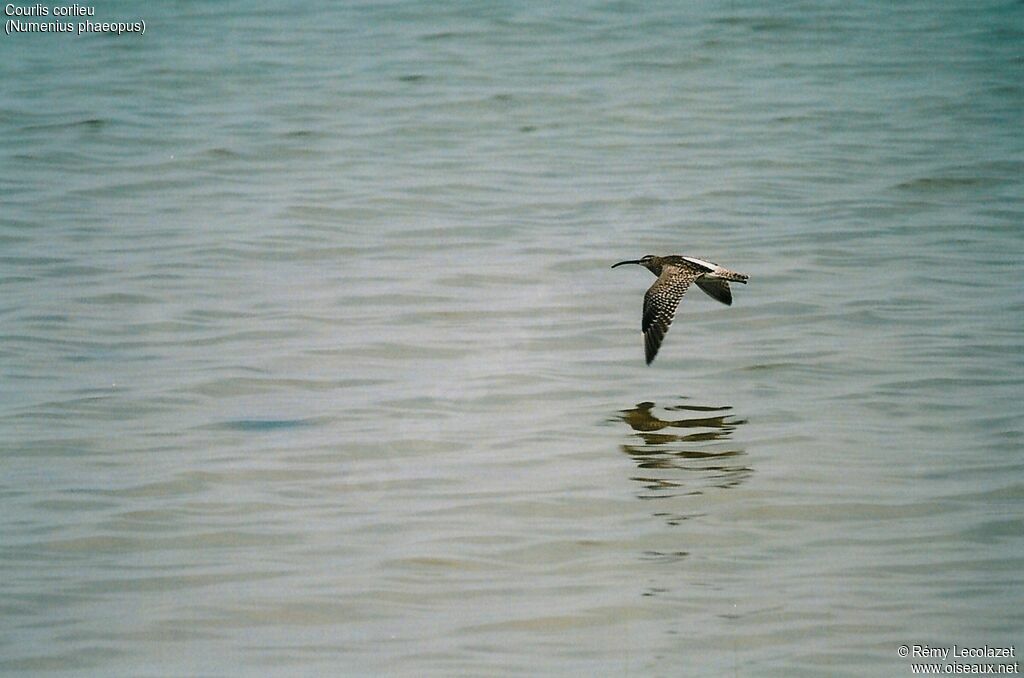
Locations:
1;0;1022;675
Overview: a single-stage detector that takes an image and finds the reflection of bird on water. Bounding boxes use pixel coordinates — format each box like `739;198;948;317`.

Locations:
612;254;749;364
615;400;751;497
619;401;743;444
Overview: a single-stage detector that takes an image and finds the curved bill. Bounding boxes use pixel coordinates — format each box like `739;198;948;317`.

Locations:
611;259;642;268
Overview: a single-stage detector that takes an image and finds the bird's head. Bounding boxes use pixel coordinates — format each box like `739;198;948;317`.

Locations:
612;254;662;274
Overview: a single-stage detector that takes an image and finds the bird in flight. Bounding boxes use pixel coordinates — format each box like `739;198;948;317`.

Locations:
612;255;749;364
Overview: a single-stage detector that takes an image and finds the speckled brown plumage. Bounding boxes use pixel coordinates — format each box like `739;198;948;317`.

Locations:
612;254;749;364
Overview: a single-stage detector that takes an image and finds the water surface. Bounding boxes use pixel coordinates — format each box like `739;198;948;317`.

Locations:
1;0;1022;675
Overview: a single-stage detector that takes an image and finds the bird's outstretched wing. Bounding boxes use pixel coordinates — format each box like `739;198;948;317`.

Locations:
642;266;698;364
694;277;733;305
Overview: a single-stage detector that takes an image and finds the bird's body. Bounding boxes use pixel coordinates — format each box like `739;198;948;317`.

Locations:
612;254;749;364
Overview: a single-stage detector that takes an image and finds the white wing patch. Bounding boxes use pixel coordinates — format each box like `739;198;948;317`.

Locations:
680;256;717;271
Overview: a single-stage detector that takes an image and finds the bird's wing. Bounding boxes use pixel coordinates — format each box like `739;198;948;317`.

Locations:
694;277;733;305
642;266;698;364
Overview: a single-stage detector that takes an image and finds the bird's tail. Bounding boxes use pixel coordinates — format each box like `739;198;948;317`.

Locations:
715;268;749;283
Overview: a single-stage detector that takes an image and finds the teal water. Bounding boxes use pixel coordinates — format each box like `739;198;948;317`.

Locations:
2;1;1023;675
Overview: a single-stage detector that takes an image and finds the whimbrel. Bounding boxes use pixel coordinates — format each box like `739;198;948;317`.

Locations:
612;255;749;364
